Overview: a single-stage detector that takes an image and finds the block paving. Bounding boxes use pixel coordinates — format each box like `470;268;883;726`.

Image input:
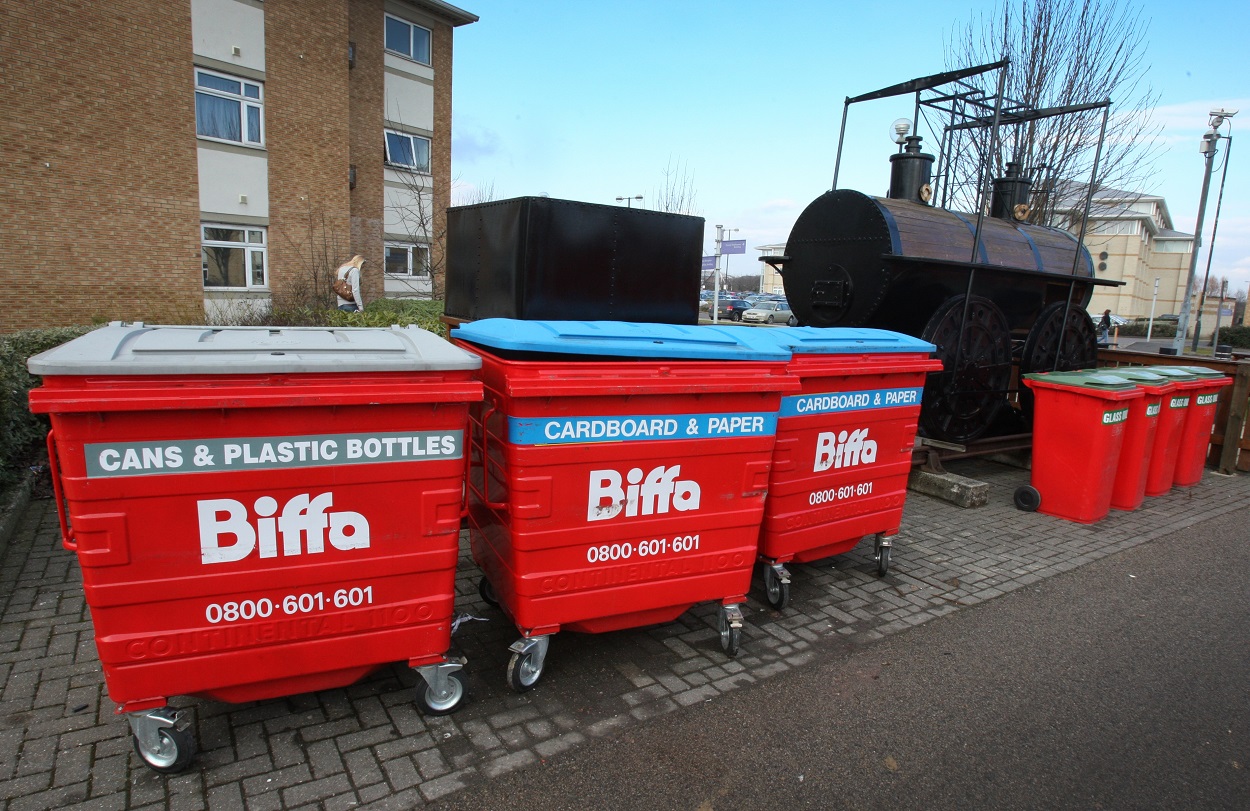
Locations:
1;460;1245;809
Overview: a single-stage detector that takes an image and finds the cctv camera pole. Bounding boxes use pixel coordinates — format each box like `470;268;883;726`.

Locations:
1190;135;1233;352
1175;110;1235;353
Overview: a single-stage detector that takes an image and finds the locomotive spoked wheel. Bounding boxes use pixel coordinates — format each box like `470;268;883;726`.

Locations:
919;295;1013;443
1018;302;1100;419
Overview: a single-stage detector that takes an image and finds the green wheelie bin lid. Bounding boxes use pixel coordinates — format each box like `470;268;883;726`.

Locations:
1022;370;1138;392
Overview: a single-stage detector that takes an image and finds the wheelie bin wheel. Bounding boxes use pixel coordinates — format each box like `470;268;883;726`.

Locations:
418;670;467;715
132;719;197;774
763;565;790;611
507;649;543;692
1014;485;1041;512
718;606;742;657
478;575;499;607
876;546;891;577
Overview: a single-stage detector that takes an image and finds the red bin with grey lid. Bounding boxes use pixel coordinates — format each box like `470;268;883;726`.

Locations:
27;323;482;772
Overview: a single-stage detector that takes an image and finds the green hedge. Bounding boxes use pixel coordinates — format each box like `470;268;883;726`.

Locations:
1115;321;1177;338
1218;325;1250;348
1;326;99;487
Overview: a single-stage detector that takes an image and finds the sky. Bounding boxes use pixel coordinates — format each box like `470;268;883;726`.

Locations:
448;0;1250;297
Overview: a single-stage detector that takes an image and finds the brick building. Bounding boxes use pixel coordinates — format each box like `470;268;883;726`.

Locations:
0;0;476;332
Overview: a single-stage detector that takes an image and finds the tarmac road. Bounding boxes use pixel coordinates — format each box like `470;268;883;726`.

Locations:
430;503;1250;811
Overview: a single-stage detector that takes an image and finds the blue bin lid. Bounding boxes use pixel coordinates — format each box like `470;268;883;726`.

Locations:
745;326;935;355
451;319;793;361
27;322;482;375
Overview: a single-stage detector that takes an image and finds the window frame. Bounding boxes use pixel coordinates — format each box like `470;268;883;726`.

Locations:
385;242;431;277
384;129;432;173
194;67;264;148
384;14;432;65
201;223;269;291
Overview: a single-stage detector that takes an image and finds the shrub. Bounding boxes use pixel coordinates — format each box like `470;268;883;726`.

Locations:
1;326;98;487
1116;321;1176;338
1218;325;1250;348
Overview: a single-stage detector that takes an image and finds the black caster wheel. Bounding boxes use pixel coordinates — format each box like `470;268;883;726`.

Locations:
718;608;742;657
133;721;197;774
478;575;499;607
1014;485;1041;512
763;565;790;611
507;649;543;692
418;670;467;716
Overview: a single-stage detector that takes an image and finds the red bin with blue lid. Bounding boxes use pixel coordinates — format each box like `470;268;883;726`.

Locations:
1018;370;1142;524
26;323;483;772
738;327;940;608
450;319;798;691
1155;366;1234;487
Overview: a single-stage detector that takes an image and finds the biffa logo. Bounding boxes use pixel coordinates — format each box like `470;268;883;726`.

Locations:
587;465;701;522
198;492;370;564
814;428;878;472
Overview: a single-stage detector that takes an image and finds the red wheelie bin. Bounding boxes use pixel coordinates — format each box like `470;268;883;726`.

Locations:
451;319;798;691
1017;371;1142;523
28;323;482;772
743;328;940;609
1156;366;1233;487
1107;368;1170;511
1140;367;1199;496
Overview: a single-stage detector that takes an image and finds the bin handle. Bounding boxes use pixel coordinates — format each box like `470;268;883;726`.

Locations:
45;430;76;552
465;401;509;512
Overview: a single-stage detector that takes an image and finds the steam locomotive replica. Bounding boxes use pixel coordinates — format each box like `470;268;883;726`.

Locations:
770;138;1101;442
768;63;1119;443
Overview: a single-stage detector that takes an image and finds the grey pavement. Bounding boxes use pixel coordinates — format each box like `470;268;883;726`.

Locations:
1;460;1246;809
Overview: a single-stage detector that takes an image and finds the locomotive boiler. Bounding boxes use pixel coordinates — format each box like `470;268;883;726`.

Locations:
773;136;1106;443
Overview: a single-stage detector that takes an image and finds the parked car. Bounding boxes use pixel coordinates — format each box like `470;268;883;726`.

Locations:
741;300;797;326
712;297;751;321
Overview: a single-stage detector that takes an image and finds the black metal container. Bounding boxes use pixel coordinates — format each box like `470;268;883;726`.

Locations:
444;196;705;324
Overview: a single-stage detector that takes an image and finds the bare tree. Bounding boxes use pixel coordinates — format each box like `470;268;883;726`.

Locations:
389;168;497;301
943;0;1161;225
652;157;699;215
271;199;348;312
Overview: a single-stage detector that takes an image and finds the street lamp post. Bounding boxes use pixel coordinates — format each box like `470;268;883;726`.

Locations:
1147;277;1160;342
615;195;643;208
1174;109;1236;354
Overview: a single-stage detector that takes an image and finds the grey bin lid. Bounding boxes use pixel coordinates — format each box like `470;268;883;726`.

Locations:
27;322;481;376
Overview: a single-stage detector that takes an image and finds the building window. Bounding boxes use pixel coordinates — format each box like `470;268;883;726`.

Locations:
385;130;431;172
195;69;263;146
384;14;431;65
202;225;267;289
385;243;430;276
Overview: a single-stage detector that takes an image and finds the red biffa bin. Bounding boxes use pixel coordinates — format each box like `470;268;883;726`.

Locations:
745;328;940;608
1107;368;1170;511
1156;366;1233;487
1018;371;1142;524
28;323;483;772
451;320;798;691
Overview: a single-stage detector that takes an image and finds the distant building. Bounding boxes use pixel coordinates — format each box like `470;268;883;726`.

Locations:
754;244;786;296
1049;187;1194;326
1;0;477;333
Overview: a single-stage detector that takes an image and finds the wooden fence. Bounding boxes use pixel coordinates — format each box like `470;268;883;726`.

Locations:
1096;349;1250;474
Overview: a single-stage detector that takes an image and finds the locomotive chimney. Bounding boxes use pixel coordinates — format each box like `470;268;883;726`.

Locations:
888;136;935;204
991;161;1033;222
